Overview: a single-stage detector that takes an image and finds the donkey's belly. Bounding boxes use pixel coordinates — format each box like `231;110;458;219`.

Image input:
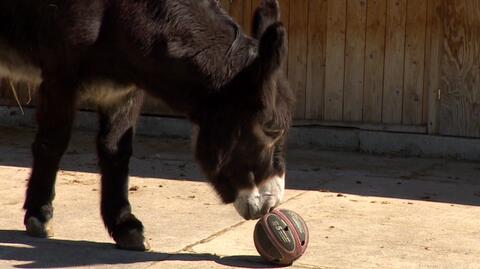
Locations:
0;38;42;85
80;80;136;107
0;38;136;107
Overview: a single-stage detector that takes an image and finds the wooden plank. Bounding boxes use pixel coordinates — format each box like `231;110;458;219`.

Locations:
343;0;367;122
363;0;386;123
294;120;428;133
287;0;309;119
243;0;254;34
305;0;328;120
425;0;443;134
279;0;290;75
439;0;480;137
324;0;347;121
278;0;290;34
251;0;262;12
251;0;262;16
219;0;244;27
403;0;428;125
229;0;244;26
382;0;407;124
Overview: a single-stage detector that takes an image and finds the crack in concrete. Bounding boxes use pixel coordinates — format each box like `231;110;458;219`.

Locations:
143;251;222;269
145;191;311;268
177;221;247;253
175;190;310;253
283;190;311;204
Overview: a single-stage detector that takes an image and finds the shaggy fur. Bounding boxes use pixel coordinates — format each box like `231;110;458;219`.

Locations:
0;0;294;250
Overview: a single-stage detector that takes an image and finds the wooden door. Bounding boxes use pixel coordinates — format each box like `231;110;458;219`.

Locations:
430;0;480;138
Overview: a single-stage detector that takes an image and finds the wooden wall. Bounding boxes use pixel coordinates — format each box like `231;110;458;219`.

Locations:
435;0;480;137
221;0;479;137
1;0;479;137
223;0;431;129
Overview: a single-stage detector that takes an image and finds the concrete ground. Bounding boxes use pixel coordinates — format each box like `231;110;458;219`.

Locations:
0;126;479;269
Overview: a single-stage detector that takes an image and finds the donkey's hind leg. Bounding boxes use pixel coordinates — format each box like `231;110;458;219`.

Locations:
24;79;77;238
96;90;149;251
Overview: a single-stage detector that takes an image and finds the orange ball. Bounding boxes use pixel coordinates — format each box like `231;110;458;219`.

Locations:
253;209;309;265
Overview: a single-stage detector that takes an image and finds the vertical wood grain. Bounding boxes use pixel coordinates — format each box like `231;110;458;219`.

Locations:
251;0;261;13
243;0;254;34
363;0;387;123
279;0;290;75
403;0;428;125
6;0;476;136
305;0;328;120
278;0;290;34
288;0;309;119
382;0;407;124
439;0;480;137
425;0;443;134
344;0;367;122
229;0;245;26
324;0;347;121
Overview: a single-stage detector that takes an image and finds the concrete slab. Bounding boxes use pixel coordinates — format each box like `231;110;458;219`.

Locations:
192;191;480;269
0;126;479;268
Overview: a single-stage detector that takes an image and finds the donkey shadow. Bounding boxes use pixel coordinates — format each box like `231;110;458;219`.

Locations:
0;230;278;269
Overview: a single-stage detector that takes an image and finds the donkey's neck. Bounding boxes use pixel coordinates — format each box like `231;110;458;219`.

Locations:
159;0;258;90
195;29;258;90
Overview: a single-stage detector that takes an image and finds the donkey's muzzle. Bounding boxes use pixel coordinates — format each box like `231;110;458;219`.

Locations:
233;174;285;220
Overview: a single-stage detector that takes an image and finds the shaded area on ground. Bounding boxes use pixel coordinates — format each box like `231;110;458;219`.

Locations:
0;231;280;269
1;126;479;207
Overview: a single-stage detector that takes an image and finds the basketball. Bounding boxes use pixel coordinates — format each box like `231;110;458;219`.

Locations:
253;209;309;265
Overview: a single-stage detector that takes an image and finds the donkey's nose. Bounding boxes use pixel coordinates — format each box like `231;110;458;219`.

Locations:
235;193;277;220
233;174;285;220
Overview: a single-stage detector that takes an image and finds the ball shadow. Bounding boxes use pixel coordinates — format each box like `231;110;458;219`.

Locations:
216;255;287;268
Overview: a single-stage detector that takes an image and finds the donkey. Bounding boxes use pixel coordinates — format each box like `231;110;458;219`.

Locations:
0;0;294;250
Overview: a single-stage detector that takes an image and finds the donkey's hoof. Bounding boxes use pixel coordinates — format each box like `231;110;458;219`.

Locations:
115;229;151;251
25;217;54;238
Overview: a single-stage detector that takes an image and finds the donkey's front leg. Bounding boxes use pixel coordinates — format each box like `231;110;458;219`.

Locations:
96;90;149;251
24;80;77;238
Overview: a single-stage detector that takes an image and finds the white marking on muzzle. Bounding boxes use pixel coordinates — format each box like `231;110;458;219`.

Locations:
233;174;285;220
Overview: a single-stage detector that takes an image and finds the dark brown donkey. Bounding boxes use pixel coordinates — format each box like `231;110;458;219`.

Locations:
0;0;294;250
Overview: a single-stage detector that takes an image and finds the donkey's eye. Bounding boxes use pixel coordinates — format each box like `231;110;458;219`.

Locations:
262;119;284;138
264;128;284;148
264;128;283;138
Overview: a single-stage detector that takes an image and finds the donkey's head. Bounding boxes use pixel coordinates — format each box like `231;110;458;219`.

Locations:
194;0;294;220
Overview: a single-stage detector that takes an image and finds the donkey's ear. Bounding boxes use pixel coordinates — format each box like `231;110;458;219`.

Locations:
257;22;287;78
252;0;281;39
